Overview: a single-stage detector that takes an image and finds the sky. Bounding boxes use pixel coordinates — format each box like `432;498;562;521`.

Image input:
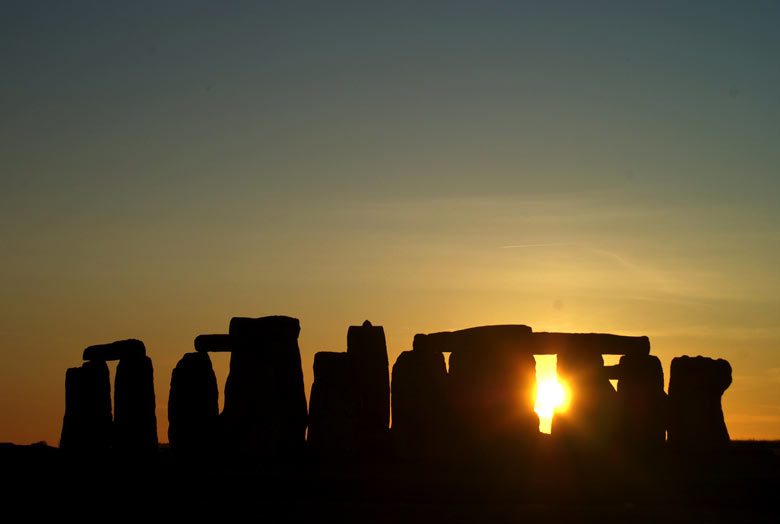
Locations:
1;1;779;445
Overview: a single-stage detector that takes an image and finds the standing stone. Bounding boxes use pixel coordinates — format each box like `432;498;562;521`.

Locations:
168;352;219;453
222;315;307;457
346;320;390;454
60;360;113;451
391;349;452;461
307;352;359;458
552;348;617;449
668;355;732;448
445;325;539;457
616;354;667;453
114;355;158;453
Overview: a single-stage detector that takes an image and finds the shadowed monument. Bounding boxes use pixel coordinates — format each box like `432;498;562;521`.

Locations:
61;339;157;453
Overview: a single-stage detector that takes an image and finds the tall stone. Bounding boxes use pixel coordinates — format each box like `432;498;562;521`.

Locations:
616;354;667;453
391;349;452;461
346;320;390;453
552;348;617;449
307;352;359;458
60;360;112;451
221;315;307;457
114;355;158;453
668;355;732;448
168;352;219;453
444;325;539;456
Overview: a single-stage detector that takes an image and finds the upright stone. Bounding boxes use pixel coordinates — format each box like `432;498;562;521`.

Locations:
60;360;112;451
616;354;667;453
552;348;617;449
114;355;158;453
307;352;359;458
346;320;390;454
168;352;219;453
668;355;732;448
444;325;539;457
222;315;307;457
391;349;452;461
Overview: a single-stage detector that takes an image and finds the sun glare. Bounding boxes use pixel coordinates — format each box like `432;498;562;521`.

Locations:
533;355;570;434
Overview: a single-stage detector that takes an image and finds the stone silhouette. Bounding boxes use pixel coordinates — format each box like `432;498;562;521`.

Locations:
552;346;617;449
346;320;390;454
668;355;732;448
168;352;219;453
307;351;359;457
418;325;539;457
616;354;667;452
530;332;651;356
221;315;307;457
114;354;158;453
194;334;233;353
60;360;113;451
82;338;146;361
391;348;452;461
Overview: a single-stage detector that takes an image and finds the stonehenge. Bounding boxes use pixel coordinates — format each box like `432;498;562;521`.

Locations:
61;338;157;453
60;319;733;464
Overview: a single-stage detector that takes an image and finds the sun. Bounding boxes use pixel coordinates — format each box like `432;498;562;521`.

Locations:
534;378;570;433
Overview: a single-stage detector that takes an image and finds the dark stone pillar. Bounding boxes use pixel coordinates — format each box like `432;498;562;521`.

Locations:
60;360;112;451
346;320;390;454
114;355;158;453
391;349;452;461
668;355;731;448
307;351;359;458
616;354;667;453
221;316;307;457
168;352;219;453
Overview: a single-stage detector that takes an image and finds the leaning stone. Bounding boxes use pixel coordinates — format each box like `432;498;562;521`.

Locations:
668;355;732;448
82;339;146;361
114;355;158;453
307;352;359;458
60;360;113;451
168;352;219;453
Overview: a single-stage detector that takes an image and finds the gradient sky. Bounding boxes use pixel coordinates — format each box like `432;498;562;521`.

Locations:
2;1;779;445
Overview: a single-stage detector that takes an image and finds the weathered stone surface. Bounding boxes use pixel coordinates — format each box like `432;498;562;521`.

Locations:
552;348;617;449
668;355;732;448
616;354;667;452
413;325;533;354
60;360;112;451
114;355;158;453
194;334;233;353
221;315;307;457
347;320;390;452
307;352;359;457
391;349;452;460
168;352;219;453
446;327;539;455
531;332;650;356
82;339;145;361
